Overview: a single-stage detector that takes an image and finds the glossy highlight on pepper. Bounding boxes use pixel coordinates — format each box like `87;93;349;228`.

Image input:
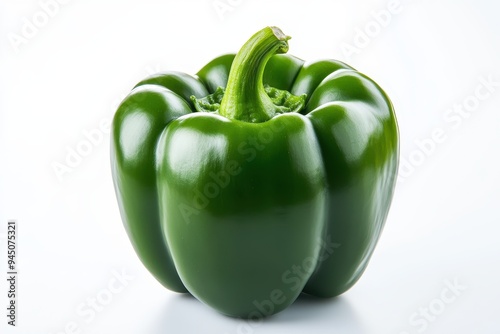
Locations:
111;26;399;318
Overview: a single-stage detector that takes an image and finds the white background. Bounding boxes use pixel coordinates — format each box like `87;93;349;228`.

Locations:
1;0;500;333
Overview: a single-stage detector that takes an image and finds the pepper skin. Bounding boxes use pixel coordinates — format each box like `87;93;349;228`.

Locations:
111;26;399;318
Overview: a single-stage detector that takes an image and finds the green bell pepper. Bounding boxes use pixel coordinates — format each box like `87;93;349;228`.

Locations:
111;26;399;318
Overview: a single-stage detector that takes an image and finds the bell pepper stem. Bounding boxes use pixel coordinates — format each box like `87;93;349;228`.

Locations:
219;26;290;123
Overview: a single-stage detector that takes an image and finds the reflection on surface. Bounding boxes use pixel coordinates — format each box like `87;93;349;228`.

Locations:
147;293;365;334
